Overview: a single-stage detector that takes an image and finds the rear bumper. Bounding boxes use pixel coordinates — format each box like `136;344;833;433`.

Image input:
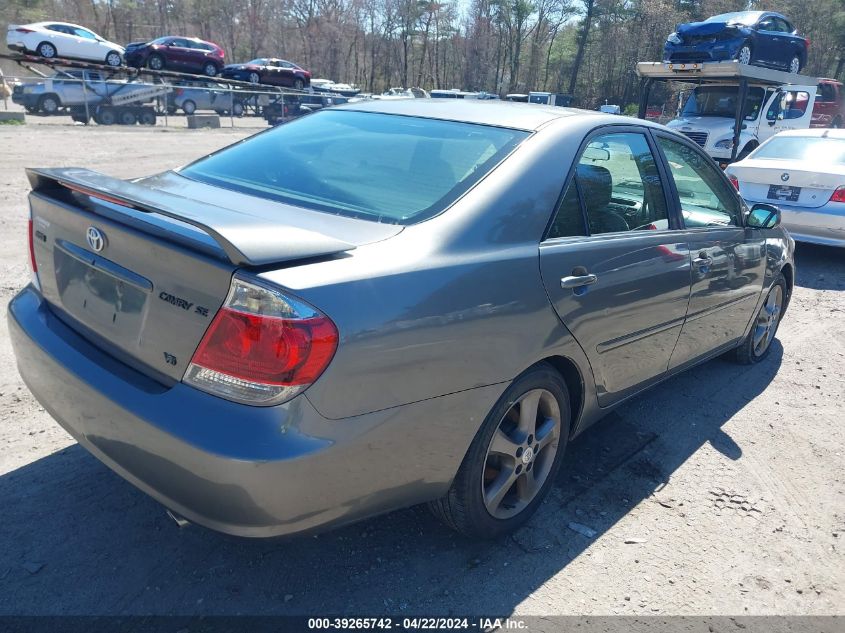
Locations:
9;286;493;536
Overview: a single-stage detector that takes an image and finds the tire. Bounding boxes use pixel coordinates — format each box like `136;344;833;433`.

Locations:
203;62;218;77
105;51;122;67
734;273;787;365
37;94;60;115
232;101;244;117
182;100;196;115
428;363;571;538
788;55;801;74
95;107;116;125
24;106;37;114
147;54;165;71
138;109;157;126
36;41;57;59
736;43;752;66
118;109;137;125
833;117;843;129
248;72;261;84
294;78;305;91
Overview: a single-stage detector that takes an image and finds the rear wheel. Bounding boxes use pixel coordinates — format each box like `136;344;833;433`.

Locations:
788;55;801;74
95;107;116;125
734;273;786;364
105;51;122;67
232;101;244;117
118;109;137;125
294;78;305;90
203;62;218;77
138;108;157;126
37;94;60;115
833;117;843;129
147;54;165;71
182;99;196;115
429;363;570;538
248;72;261;84
737;43;752;65
36;41;57;59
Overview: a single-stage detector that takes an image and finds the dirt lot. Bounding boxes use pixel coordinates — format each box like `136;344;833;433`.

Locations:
0;120;843;617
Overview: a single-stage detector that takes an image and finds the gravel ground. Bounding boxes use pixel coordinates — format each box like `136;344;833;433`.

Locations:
0;121;843;617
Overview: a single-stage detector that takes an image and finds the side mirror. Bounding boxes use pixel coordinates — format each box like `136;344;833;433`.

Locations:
747;203;781;229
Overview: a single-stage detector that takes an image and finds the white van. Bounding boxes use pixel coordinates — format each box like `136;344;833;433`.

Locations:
666;82;817;163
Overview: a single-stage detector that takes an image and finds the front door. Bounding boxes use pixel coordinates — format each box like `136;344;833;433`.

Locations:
539;129;692;407
652;134;767;370
761;86;817;143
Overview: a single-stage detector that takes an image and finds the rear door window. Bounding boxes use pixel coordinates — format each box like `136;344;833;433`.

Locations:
547;131;670;238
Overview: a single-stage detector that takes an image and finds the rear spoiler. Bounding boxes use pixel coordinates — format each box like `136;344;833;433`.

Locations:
26;167;356;267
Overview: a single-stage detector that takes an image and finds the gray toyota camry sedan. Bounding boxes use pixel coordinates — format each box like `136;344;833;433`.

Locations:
9;100;794;538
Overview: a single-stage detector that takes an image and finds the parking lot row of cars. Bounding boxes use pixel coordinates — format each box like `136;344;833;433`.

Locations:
6;21;312;88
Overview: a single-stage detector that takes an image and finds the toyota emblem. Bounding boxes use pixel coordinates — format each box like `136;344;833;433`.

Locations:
781;173;790;182
86;226;106;252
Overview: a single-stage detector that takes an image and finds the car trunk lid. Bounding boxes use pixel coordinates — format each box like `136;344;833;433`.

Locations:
26;167;400;383
730;159;845;208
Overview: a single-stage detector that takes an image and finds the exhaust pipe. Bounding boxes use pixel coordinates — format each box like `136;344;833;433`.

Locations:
166;509;191;528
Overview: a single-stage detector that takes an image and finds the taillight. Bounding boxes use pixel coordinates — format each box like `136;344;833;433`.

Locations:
729;174;739;190
830;186;845;203
15;27;34;33
28;218;40;290
184;276;338;406
804;38;810;50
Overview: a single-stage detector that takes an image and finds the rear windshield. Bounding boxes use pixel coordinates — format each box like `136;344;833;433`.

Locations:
753;136;845;165
180;110;528;224
682;86;766;121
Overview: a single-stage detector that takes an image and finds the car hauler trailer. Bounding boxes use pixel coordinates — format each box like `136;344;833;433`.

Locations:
636;61;819;166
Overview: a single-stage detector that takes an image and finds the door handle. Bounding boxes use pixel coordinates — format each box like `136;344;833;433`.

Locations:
561;273;598;289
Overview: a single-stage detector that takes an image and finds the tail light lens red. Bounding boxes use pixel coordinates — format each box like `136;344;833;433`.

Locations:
184;277;338;406
28;218;40;290
16;28;34;33
829;186;845;203
729;175;739;190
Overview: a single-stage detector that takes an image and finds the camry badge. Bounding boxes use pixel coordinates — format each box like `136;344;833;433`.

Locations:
86;226;106;252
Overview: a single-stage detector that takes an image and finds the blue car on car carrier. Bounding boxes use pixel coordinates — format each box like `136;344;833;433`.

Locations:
663;11;809;75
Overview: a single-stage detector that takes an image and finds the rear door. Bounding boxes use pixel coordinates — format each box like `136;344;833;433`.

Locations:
652;133;767;370
539;127;692;407
164;38;193;69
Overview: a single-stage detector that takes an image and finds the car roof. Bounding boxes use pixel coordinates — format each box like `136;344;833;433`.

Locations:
32;21;91;30
335;99;648;132
768;128;845;140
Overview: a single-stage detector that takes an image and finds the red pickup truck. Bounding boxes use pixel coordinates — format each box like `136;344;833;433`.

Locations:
812;79;845;128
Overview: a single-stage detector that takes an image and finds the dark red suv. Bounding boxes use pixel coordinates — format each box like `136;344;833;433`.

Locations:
125;37;225;77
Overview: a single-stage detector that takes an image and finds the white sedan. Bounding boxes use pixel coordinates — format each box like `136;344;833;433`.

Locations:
726;129;845;248
6;22;124;67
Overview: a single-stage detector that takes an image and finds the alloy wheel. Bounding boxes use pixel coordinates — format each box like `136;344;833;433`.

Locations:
738;45;752;65
106;52;122;67
789;56;800;74
248;72;261;84
481;389;561;520
753;284;783;357
38;43;56;58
